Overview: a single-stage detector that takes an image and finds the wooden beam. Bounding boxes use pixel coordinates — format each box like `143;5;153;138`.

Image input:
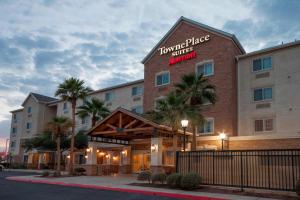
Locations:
124;119;137;129
91;127;154;136
119;113;122;128
106;123;117;130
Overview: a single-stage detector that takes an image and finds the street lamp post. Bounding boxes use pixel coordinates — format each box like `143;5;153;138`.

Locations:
181;119;189;152
219;132;226;150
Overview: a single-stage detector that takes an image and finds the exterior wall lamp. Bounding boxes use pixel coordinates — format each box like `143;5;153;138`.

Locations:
121;150;127;156
219;132;227;150
181;119;189;152
86;148;91;153
151;144;157;152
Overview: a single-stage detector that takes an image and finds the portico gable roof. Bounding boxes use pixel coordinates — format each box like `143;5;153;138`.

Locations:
87;107;191;141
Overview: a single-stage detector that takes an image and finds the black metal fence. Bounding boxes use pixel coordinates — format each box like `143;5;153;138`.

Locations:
176;149;300;191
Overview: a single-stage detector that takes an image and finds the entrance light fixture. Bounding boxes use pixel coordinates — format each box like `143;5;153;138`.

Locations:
86;148;91;153
151;144;157;152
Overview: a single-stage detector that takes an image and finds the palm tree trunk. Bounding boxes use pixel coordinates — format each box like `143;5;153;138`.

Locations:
69;99;76;174
92;115;96;127
192;125;197;151
57;136;61;174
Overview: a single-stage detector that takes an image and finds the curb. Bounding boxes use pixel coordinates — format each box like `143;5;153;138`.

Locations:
6;177;224;200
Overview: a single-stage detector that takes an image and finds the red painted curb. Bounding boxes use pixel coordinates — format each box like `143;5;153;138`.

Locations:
6;177;225;200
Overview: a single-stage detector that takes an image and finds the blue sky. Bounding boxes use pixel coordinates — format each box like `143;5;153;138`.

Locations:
0;0;299;148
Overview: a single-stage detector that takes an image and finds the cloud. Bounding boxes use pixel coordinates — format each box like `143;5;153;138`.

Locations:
0;0;299;140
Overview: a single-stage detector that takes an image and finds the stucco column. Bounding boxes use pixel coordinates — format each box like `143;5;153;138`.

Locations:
150;137;164;173
86;142;97;165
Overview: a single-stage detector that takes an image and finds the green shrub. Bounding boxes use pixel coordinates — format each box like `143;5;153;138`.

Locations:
137;171;151;184
167;173;182;188
296;179;300;196
151;173;167;184
41;171;49;177
180;173;202;190
74;167;86;175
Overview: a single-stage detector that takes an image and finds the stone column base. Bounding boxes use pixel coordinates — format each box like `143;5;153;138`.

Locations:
150;165;164;173
119;165;132;174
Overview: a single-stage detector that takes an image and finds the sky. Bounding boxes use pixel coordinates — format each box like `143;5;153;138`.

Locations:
0;0;300;150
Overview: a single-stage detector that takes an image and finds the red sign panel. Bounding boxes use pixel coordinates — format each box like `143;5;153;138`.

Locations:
169;51;196;65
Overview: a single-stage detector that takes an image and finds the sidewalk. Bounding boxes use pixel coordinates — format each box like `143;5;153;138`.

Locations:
5;174;279;200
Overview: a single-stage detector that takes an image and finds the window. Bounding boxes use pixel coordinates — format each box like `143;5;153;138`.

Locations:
198;118;214;135
12;127;17;134
254;87;272;101
27;106;32;113
196;61;214;76
105;92;114;101
82;116;89;125
254;118;274;132
11;141;16;148
26;122;32;129
63;102;68;110
253;57;272;72
131;106;143;114
132;86;143;96
156;71;170;86
13;113;17;120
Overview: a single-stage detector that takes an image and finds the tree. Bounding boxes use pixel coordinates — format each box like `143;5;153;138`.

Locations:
47;117;72;174
76;97;110;127
175;73;217;150
23;132;56;151
145;91;201;155
55;77;92;173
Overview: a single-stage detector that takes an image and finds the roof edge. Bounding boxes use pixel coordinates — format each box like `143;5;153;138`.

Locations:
141;16;245;64
237;40;300;59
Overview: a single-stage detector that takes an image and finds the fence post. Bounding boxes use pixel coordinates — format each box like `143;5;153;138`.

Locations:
267;151;270;189
240;151;244;191
213;151;215;185
176;151;179;173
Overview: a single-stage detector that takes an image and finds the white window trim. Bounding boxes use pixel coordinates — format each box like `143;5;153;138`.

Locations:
195;60;214;77
253;117;275;134
197;117;214;135
252;56;273;73
252;86;273;103
155;71;170;87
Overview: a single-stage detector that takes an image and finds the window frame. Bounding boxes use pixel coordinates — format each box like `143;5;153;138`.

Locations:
26;122;32;130
27;106;32;113
155;71;170;87
105;91;114;102
197;118;214;135
253;86;273;102
253;118;275;133
252;56;272;73
131;86;143;97
195;60;214;77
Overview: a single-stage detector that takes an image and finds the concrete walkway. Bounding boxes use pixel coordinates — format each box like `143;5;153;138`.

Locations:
5;173;281;200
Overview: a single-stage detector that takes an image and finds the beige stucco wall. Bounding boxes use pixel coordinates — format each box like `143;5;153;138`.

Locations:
238;45;300;137
9;110;23;156
56;82;144;132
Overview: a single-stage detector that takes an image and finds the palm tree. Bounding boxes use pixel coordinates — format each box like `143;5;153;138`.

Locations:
76;97;110;127
145;91;201;154
55;77;92;173
47;117;72;175
175;73;217;151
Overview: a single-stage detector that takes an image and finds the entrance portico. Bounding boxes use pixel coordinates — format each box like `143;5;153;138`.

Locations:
84;107;191;175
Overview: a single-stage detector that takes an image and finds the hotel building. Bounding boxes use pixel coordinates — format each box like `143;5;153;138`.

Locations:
8;17;300;174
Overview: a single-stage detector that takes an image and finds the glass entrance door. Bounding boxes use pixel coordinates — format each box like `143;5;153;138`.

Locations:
132;151;150;173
